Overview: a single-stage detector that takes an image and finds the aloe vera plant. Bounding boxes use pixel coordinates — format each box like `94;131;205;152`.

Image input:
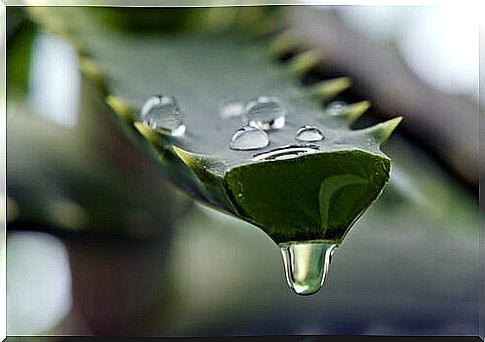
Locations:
28;7;401;294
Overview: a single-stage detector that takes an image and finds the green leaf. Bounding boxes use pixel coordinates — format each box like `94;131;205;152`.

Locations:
29;7;400;244
318;174;368;234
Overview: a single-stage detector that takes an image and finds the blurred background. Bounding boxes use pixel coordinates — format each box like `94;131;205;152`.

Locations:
3;5;482;337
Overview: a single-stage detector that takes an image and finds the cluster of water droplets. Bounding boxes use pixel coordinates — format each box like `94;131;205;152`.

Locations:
139;94;329;150
222;96;326;151
223;96;284;151
140;95;186;136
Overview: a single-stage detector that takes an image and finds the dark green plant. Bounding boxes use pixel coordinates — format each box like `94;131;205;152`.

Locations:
27;7;400;246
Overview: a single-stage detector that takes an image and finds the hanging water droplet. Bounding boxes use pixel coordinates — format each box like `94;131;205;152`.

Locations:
295;125;324;142
280;241;337;295
325;101;347;116
140;95;186;136
219;100;245;119
244;96;286;130
230;126;269;151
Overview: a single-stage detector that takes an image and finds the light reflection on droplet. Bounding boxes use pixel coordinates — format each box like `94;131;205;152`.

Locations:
252;145;320;161
230;126;269;151
244;96;286;130
140;95;186;136
280;241;337;295
295;125;324;142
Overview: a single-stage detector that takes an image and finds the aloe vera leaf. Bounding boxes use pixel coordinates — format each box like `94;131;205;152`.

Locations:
29;7;400;244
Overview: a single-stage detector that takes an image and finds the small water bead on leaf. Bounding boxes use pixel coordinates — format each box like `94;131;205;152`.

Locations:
325;101;347;116
140;95;186;136
280;241;337;295
295;125;324;142
219;100;246;119
243;96;286;130
229;126;269;151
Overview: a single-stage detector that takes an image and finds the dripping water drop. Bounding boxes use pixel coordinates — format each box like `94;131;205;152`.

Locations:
229;126;269;151
295;125;324;142
279;241;337;295
244;96;286;130
140;95;186;136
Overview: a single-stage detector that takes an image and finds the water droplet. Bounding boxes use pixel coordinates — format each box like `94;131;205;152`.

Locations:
219;100;245;119
140;95;186;136
230;126;269;151
325;101;347;116
280;241;337;295
244;96;286;130
295;125;324;142
252;144;319;161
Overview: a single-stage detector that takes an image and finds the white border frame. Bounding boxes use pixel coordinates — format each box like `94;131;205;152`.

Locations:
0;1;482;340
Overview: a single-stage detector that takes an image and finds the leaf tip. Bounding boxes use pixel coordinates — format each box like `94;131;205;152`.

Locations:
288;49;322;76
370;116;403;145
269;30;297;56
311;77;352;100
344;100;371;123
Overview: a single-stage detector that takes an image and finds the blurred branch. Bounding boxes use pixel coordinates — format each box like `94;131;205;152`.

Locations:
7;77;193;239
